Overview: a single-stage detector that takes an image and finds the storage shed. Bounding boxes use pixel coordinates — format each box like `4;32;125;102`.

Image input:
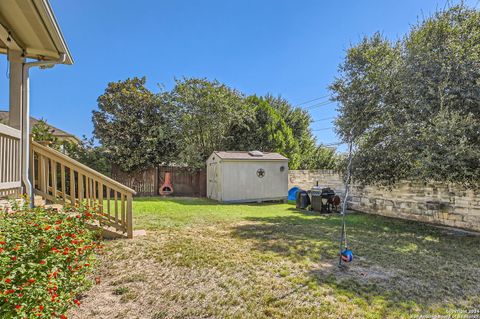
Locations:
207;151;289;203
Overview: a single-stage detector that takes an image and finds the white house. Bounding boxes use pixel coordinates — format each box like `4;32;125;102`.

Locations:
0;0;73;201
206;151;288;203
0;0;135;238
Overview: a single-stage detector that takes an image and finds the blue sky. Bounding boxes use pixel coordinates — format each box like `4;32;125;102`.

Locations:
0;0;476;151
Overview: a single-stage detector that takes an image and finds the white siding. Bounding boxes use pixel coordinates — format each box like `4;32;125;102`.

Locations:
206;157;288;203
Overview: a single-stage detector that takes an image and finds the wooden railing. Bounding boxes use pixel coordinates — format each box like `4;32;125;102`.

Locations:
0;124;21;198
30;141;136;238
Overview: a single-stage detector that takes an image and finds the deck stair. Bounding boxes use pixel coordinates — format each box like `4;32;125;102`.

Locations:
30;141;136;238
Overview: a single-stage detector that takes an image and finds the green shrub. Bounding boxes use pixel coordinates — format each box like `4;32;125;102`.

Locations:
0;201;101;318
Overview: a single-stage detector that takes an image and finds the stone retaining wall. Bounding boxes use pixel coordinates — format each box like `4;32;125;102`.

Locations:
288;170;480;232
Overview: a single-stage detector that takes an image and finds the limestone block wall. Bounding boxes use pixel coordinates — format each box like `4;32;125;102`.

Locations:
288;169;345;195
288;170;480;232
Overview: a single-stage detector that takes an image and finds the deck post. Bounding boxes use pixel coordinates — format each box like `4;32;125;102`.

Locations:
8;50;24;130
126;194;133;238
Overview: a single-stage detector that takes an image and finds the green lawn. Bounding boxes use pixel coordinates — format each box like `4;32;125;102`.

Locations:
71;197;480;319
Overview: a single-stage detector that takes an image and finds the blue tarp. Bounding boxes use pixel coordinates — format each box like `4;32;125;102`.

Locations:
288;186;300;201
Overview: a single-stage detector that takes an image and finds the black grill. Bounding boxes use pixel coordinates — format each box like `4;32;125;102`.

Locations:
296;190;310;209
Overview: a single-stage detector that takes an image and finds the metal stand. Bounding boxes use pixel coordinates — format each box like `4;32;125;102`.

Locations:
338;140;354;268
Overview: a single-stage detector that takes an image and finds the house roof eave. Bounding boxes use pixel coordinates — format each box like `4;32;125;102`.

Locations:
0;0;73;65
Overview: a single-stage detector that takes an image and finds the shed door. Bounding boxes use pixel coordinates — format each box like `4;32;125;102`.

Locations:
208;161;220;200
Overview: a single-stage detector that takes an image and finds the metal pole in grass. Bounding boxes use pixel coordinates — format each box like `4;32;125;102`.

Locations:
338;137;354;268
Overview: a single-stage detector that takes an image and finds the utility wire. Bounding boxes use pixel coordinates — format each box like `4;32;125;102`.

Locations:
312;116;335;123
311;127;333;132
321;141;346;147
304;100;336;110
294;94;331;107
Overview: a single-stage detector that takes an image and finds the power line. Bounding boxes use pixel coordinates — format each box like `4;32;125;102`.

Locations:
311;127;333;132
312;116;335;123
321;141;346;147
294;95;331;107
304;100;336;110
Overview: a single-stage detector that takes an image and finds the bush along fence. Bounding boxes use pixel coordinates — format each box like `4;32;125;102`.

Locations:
0;200;102;319
289;170;480;232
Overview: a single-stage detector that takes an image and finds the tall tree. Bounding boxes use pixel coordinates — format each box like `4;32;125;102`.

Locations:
222;96;301;168
331;5;480;188
170;78;244;168
92;77;339;171
303;145;339;170
225;95;337;169
264;95;318;169
92;77;177;172
250;96;300;168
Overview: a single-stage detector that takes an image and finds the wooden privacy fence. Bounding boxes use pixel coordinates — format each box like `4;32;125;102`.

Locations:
159;166;206;197
111;167;158;196
112;166;206;197
31;141;137;238
0;124;21;198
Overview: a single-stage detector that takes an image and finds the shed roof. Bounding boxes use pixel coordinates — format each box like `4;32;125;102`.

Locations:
213;151;288;161
0;0;73;64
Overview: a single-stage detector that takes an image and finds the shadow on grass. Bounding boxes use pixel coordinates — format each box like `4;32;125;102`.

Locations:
135;197;219;206
286;206;343;217
231;212;480;311
135;197;289;208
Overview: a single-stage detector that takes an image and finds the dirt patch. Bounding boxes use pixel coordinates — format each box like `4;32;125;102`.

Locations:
313;259;398;283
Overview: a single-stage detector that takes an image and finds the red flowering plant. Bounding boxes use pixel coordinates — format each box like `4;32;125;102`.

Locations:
0;199;102;318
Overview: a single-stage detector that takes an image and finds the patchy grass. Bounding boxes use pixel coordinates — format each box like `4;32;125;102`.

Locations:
112;287;130;296
70;197;480;319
